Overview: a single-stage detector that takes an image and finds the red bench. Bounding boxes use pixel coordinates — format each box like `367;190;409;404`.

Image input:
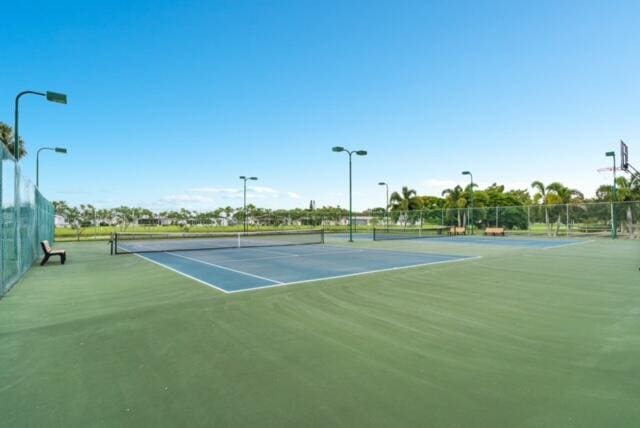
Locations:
484;227;505;236
449;227;466;236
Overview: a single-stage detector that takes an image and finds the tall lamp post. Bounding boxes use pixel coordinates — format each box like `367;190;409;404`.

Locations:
36;147;67;188
15;91;67;160
13;90;67;264
239;176;258;232
462;171;474;234
378;182;389;230
605;151;617;239
332;146;367;242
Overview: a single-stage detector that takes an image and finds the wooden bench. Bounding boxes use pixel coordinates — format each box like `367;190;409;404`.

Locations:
40;240;66;265
484;227;505;236
449;227;466;236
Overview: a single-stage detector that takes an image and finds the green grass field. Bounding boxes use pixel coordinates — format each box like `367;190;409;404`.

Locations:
1;238;639;427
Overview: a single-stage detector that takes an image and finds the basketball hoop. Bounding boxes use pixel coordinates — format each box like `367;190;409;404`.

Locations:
597;166;616;175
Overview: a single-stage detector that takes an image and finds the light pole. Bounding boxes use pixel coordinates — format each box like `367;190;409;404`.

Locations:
15;91;67;160
239;176;257;232
606;151;617;239
36;147;67;188
462;171;474;234
332;146;367;242
13;90;67;264
378;182;389;230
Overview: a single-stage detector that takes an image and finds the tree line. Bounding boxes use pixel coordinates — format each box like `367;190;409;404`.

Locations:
52;177;639;239
384;178;638;235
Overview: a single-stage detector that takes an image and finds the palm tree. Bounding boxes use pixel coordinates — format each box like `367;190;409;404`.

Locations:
546;182;584;236
0;122;27;159
597;176;639;238
114;206;134;231
52;200;70;217
96;208;114;227
531;181;551;236
390;186;421;226
441;185;467;226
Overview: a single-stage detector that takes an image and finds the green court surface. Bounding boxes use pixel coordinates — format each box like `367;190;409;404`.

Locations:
1;239;639;427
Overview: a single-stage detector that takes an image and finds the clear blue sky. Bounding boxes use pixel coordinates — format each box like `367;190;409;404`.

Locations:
2;0;639;211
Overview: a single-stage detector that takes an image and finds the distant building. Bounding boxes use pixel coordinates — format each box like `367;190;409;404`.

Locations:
55;214;68;228
322;216;374;226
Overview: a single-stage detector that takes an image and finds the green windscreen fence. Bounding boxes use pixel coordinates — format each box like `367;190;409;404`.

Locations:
1;143;55;297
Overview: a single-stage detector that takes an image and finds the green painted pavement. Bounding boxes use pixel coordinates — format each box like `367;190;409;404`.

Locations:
1;240;639;427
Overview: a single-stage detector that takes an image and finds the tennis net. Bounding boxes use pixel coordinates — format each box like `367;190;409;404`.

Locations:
373;227;450;241
111;229;325;254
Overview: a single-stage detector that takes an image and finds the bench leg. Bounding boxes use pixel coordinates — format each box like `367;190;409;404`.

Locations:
61;253;66;265
40;254;50;266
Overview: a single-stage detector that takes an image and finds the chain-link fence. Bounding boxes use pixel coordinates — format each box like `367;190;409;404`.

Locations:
55;200;639;241
353;201;638;239
1;143;55;297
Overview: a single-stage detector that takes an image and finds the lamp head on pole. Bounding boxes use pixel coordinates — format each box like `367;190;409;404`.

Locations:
378;182;386;186
46;91;68;104
355;150;367;156
239;176;246;180
605;151;615;158
55;147;67;154
462;171;471;176
250;177;258;181
332;146;345;153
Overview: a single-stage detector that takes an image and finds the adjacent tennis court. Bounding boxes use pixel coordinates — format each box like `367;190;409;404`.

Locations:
371;228;589;249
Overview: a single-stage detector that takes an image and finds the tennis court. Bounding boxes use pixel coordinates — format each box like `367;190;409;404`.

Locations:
387;235;588;249
371;228;589;249
123;243;476;293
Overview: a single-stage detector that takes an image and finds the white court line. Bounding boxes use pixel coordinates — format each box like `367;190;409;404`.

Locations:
227;255;483;294
196;249;366;263
541;240;593;250
165;252;283;284
133;253;230;294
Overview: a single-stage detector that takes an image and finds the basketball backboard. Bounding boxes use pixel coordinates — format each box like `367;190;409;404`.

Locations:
621;140;629;171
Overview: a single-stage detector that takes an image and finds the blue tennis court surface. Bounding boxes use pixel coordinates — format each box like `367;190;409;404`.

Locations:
327;232;588;249
136;245;476;293
401;236;590;249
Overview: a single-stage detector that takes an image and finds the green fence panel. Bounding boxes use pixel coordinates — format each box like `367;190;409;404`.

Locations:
0;143;55;297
